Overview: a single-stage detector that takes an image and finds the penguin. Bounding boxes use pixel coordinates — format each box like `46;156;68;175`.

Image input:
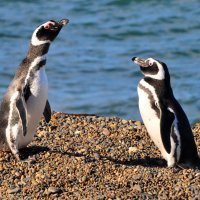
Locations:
0;19;69;160
132;56;200;169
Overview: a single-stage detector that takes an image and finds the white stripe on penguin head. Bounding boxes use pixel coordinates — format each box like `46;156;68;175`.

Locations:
31;21;55;46
145;58;165;80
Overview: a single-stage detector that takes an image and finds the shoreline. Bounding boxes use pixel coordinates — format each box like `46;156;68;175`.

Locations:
0;112;200;199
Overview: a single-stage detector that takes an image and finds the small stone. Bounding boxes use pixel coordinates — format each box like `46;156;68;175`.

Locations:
94;153;100;160
105;117;110;122
138;143;144;150
122;119;127;124
128;125;134;130
98;117;104;121
195;173;200;177
47;187;62;195
132;174;141;180
86;116;93;122
0;164;4;172
102;128;110;136
23;177;31;182
15;172;21;177
175;186;181;191
157;172;162;178
75;130;81;135
158;192;168;199
135;121;142;129
128;147;138;154
7;187;21;194
37;130;46;137
99;122;106;129
132;184;142;193
32;180;38;186
110;124;117;130
81;176;87;182
77;148;86;154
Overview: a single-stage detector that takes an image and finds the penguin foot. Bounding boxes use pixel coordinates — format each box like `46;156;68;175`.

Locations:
176;164;187;170
22;155;36;165
14;152;22;161
172;165;182;173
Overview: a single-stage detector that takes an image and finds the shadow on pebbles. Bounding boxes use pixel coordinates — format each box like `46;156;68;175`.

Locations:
0;112;200;199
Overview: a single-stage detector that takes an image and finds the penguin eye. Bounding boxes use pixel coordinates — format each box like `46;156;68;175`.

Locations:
149;60;154;66
44;25;50;29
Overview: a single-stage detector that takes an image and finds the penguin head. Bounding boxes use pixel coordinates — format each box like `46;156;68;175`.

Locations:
132;57;169;80
31;19;69;46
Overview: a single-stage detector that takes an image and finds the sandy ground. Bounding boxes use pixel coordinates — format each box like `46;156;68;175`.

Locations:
0;112;200;199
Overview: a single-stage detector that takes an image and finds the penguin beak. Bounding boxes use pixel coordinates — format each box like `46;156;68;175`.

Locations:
132;57;149;68
59;19;69;26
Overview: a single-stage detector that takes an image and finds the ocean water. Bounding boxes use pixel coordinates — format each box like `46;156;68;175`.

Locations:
0;0;200;124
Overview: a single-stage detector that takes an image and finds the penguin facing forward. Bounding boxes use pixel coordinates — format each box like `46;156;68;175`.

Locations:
132;57;200;169
0;19;69;160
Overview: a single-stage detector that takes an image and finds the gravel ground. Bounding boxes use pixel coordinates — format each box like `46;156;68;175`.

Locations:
0;112;200;199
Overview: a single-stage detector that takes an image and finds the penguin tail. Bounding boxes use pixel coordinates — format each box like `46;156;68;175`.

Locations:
178;157;200;170
196;155;200;169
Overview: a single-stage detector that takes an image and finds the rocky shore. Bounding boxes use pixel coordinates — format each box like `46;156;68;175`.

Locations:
0;112;200;199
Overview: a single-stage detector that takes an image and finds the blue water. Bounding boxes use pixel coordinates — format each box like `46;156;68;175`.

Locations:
0;0;200;124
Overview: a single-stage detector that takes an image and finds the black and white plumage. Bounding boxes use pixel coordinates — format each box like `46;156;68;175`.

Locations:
132;57;200;168
0;19;69;160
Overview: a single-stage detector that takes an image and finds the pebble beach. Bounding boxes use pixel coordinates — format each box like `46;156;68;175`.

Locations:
0;112;200;199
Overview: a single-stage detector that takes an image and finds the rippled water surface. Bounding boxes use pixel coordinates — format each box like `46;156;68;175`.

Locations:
0;0;200;123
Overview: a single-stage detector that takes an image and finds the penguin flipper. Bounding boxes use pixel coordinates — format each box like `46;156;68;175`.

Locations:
43;100;51;123
160;106;175;154
16;95;27;136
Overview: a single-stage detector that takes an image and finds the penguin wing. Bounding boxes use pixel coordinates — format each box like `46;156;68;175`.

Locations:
43;100;51;123
160;106;175;154
16;95;27;136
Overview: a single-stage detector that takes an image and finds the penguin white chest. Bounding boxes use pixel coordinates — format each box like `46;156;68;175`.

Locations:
137;81;167;157
18;68;48;148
